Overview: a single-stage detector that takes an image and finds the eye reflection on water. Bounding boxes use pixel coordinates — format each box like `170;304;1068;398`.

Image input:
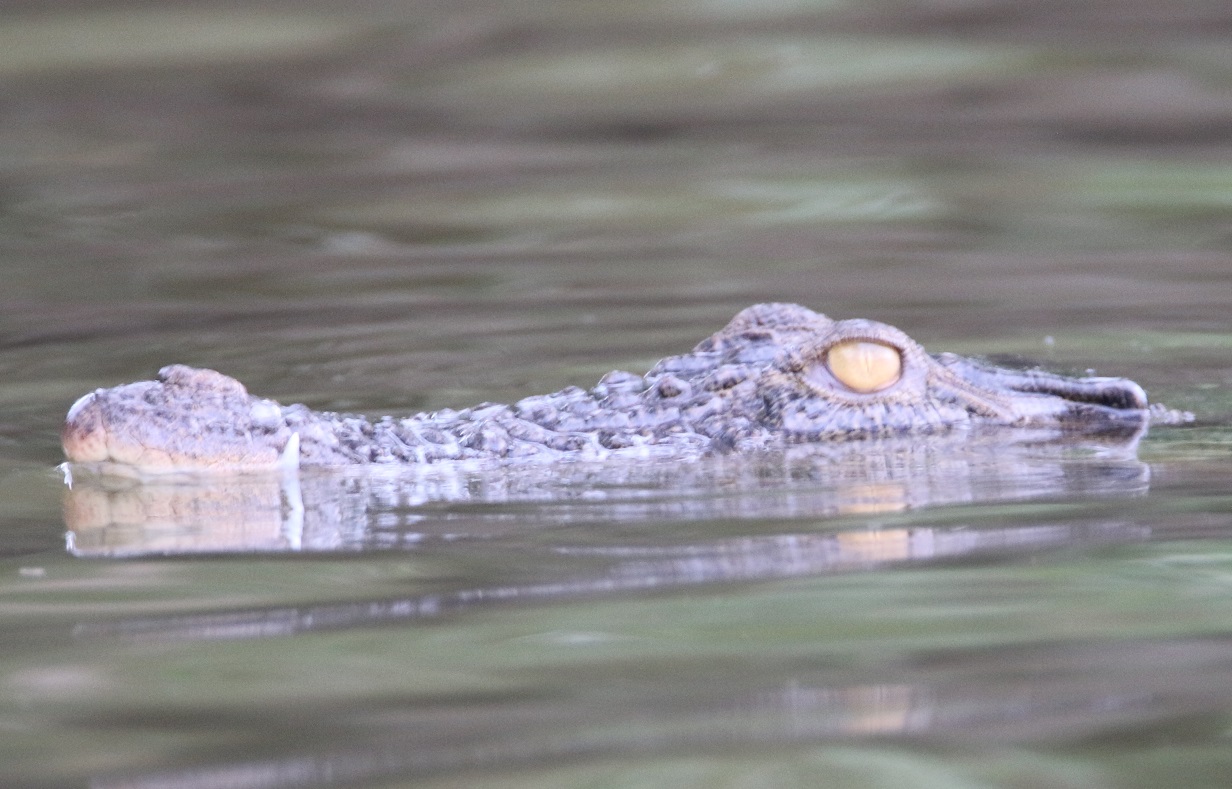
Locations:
56;432;1204;788
86;655;1202;789
63;432;1154;643
74;599;1232;789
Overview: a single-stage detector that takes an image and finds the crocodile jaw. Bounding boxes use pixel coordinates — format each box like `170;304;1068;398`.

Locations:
929;353;1151;433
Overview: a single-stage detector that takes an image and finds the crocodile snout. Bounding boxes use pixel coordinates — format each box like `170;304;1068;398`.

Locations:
62;392;110;464
61;370;290;472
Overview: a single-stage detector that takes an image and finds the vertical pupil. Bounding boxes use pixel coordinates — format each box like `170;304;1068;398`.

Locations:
825;341;902;393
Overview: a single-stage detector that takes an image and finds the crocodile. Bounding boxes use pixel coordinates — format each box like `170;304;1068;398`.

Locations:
61;303;1168;474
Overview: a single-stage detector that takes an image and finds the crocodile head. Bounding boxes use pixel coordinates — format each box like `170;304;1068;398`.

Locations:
694;305;1152;444
60;304;1163;474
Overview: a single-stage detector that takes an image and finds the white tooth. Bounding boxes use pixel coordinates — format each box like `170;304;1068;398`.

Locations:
278;432;301;471
65;392;97;423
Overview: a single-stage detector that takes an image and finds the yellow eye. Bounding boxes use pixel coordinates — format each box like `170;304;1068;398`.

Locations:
825;340;902;393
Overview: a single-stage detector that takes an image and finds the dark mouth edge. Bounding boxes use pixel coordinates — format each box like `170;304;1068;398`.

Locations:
934;354;1150;413
1007;377;1149;412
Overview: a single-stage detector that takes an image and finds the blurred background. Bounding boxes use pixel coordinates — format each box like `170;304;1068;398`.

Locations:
2;2;1232;787
3;0;1231;453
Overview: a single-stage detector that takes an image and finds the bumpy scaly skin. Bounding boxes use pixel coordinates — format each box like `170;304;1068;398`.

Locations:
62;303;1156;473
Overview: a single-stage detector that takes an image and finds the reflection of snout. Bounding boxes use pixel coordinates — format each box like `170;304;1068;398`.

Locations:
64;475;296;557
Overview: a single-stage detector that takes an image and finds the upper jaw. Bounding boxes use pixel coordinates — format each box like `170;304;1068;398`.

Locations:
932;353;1151;433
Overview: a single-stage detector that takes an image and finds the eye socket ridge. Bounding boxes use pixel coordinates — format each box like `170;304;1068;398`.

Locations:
824;338;903;394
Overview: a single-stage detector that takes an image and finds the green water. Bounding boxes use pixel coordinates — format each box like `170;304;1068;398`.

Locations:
3;1;1232;786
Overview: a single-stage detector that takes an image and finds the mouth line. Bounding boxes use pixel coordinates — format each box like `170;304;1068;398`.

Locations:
1003;376;1149;412
935;353;1150;417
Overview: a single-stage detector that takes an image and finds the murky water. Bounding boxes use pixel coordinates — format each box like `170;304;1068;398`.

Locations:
3;1;1232;786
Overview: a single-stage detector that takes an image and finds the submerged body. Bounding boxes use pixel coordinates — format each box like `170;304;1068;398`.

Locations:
62;303;1161;473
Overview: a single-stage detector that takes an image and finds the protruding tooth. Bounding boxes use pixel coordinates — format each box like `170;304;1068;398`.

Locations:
278;432;301;471
65;391;98;423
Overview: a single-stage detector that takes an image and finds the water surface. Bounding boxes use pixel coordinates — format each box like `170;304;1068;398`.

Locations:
2;1;1232;787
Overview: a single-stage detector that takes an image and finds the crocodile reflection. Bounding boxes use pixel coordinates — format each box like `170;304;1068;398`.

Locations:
64;425;1149;562
71;518;1150;644
65;433;1160;789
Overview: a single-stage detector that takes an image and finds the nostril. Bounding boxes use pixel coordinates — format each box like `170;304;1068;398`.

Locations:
249;399;284;430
